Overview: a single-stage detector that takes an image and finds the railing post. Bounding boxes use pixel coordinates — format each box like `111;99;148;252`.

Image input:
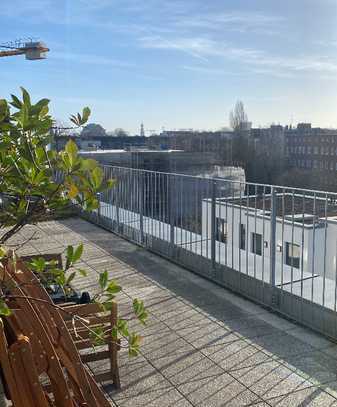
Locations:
139;171;144;245
97;192;101;223
115;174;120;233
169;174;175;254
211;180;216;274
270;187;277;288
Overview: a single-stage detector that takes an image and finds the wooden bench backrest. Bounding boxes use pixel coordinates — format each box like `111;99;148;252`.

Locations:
4;257;111;407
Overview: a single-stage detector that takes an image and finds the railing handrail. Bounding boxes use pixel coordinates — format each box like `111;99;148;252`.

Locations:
102;164;337;197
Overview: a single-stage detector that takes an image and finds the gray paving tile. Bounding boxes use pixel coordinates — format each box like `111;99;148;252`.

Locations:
232;359;313;399
201;339;270;371
149;351;224;385
282;350;337;385
115;388;192;407
177;373;262;406
265;386;337;406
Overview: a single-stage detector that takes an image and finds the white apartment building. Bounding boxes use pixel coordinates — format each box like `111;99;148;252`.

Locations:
202;193;337;285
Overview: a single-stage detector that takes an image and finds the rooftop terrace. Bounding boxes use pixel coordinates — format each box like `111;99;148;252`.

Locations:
10;217;337;406
215;193;337;223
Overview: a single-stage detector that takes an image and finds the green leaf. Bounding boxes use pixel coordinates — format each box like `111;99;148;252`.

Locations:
117;319;129;338
81;107;91;124
39;105;49;118
81;158;98;171
65;140;78;165
133;299;147;325
72;243;83;263
20;87;31;107
65;245;74;269
106;280;121;295
29;257;46;273
0;100;9;122
78;269;88;277
66;271;76;286
128;332;141;357
10;94;22;109
89;326;105;346
68;183;79;199
0;247;6;259
0;300;11;317
91;167;103;189
56;273;66;287
99;270;108;290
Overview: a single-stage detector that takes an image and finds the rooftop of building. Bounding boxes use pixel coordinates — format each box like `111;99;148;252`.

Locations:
212;193;337;223
10;217;337;406
79;149;184;154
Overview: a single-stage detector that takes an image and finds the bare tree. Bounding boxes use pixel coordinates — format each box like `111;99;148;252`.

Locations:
229;100;248;131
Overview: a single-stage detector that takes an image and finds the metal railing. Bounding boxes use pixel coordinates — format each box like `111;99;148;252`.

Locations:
83;165;337;340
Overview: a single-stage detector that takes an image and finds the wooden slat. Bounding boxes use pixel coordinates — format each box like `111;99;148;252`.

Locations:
9;340;37;407
14;336;50;407
0;321;25;406
109;302;121;389
6;258;111;406
81;350;110;363
61;303;104;319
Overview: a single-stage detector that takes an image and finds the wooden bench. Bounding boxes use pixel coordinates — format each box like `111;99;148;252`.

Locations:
1;256;118;406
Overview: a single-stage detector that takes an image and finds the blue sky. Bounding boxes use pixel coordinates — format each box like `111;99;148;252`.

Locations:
1;0;337;134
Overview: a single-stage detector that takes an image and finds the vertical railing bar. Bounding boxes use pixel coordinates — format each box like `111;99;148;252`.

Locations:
334;237;337;312
194;177;198;255
217;182;220;265
116;168;120;232
154;171;157;238
166;173;169;244
169;174;175;251
300;191;305;299
151;171;154;241
180;175;183;247
139;171;144;245
202;179;207;259
270;187;277;288
322;193;328;306
262;185;266;284
290;190;295;294
246;187;249;275
120;170;124;233
254;184;257;279
311;192;316;303
238;182;242;273
231;182;234;270
211;179;216;273
158;171;161;239
225;189;228;266
280;189;285;291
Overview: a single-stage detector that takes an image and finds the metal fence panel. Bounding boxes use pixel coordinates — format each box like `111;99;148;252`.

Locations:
81;165;337;341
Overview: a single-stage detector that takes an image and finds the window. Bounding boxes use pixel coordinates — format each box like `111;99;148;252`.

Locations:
239;224;246;250
216;218;227;243
251;232;262;255
285;243;300;268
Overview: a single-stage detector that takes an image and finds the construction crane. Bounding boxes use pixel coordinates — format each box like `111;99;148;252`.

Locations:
0;38;49;60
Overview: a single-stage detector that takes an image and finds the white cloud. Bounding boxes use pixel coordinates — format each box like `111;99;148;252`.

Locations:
175;11;284;35
140;35;337;77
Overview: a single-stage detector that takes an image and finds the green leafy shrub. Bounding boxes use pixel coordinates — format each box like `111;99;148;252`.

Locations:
0;88;146;356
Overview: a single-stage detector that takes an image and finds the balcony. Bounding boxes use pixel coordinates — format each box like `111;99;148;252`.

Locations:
8;212;337;405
